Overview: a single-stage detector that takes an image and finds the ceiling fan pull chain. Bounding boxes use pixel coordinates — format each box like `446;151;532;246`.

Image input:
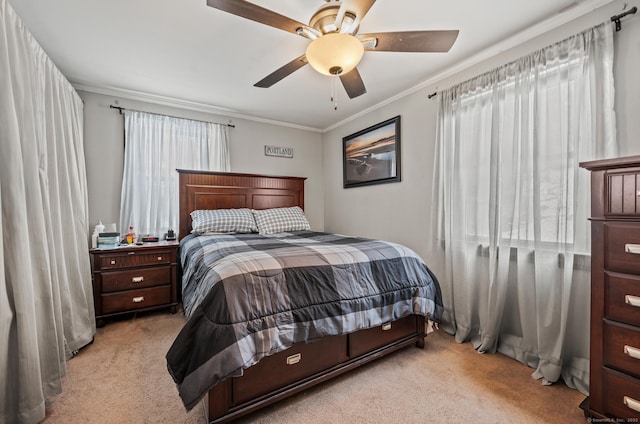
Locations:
331;75;339;110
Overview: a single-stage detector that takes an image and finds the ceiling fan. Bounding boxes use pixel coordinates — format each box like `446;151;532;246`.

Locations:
206;0;459;99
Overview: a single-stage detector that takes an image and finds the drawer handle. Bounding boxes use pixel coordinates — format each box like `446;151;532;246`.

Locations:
624;345;640;360
624;396;640;413
110;260;116;265
625;295;640;308
382;323;392;331
625;244;640;254
128;252;135;255
132;296;144;303
157;256;163;261
131;276;144;283
286;353;301;365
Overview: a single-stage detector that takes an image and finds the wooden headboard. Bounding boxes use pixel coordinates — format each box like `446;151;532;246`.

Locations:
178;169;307;239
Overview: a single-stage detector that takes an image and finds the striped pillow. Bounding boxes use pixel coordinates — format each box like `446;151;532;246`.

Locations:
252;206;311;235
190;208;257;234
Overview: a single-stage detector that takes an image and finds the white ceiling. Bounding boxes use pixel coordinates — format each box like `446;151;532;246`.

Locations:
9;0;614;131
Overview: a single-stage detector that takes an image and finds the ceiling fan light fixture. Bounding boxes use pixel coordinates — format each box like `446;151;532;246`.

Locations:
305;33;364;76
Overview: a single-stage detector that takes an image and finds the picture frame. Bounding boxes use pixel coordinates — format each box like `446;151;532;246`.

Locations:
343;115;401;189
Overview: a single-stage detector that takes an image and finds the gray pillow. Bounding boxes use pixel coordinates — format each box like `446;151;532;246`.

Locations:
252;206;311;235
190;208;257;234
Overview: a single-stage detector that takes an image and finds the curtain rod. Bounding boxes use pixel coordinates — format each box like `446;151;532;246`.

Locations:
611;6;637;31
109;105;235;128
428;10;637;101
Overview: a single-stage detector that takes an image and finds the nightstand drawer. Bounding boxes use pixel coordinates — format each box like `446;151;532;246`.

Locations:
99;250;172;270
101;266;172;293
606;273;640;327
101;285;172;314
604;321;640;378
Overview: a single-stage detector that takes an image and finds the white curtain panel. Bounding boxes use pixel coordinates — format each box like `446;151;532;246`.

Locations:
0;1;95;422
120;111;230;238
433;23;617;394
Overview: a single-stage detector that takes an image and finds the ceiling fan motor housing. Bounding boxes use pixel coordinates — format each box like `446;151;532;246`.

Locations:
309;2;357;35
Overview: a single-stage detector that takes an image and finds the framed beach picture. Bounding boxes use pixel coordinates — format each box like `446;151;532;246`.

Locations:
342;115;401;189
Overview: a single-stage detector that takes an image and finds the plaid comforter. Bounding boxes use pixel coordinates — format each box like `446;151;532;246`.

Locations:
166;231;442;410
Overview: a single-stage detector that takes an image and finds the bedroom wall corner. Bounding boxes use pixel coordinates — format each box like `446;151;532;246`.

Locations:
322;90;439;261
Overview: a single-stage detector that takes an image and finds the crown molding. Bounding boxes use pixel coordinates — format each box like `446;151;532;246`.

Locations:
72;81;324;133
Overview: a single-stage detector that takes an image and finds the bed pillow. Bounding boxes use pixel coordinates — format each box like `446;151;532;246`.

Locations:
190;208;257;234
252;206;311;235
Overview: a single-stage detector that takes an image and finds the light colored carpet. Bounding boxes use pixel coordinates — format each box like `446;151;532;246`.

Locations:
42;310;587;423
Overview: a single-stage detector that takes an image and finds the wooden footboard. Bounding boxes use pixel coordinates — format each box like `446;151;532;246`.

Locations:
204;314;426;423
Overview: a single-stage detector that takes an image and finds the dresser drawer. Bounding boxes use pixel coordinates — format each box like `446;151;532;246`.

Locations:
603;368;640;419
349;315;419;358
101;266;171;293
607;170;640;216
233;334;348;405
99;250;172;270
606;273;640;327
603;321;640;378
605;222;640;275
101;285;172;314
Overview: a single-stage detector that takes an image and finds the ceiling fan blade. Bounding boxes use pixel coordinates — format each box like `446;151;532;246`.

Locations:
359;30;459;52
254;55;308;88
339;67;367;99
206;0;319;39
335;0;376;34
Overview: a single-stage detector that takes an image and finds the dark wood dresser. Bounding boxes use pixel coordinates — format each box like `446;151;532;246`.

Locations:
580;155;640;420
90;241;179;327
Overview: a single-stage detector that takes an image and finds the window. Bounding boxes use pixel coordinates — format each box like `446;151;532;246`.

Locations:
119;110;230;238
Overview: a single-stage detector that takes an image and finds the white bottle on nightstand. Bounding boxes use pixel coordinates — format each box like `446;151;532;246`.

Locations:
92;220;105;248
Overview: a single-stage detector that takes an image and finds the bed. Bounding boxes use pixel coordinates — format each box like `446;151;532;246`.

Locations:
166;170;443;423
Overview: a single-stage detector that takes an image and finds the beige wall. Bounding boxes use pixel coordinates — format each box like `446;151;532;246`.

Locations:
322;0;640;261
80;91;324;235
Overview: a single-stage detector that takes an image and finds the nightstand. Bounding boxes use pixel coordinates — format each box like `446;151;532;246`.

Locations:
90;241;179;327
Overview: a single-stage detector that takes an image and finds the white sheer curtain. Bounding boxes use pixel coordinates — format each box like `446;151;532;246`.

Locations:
120;111;230;238
0;1;95;422
433;23;617;394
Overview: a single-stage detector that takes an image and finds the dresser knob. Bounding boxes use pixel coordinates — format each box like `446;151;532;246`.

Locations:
157;256;163;261
624;396;640;413
132;296;144;303
624;345;640;360
131;276;144;283
625;295;640;308
110;260;116;265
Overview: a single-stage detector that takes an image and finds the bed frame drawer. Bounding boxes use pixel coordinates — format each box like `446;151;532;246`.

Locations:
349;315;419;358
232;334;348;405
